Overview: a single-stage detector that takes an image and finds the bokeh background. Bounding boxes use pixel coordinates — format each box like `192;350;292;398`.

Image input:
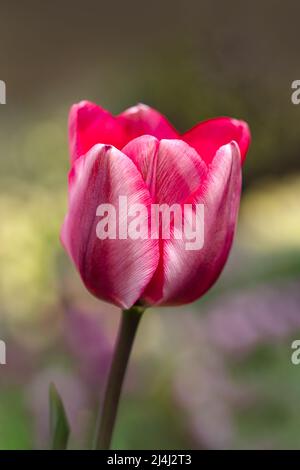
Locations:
0;0;299;449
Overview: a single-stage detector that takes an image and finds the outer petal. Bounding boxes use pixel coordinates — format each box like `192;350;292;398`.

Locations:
122;136;207;303
61;144;159;309
143;142;242;306
118;103;179;141
122;136;207;203
183;117;250;164
68;101;127;164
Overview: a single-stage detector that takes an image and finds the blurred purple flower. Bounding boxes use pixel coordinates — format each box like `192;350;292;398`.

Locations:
64;308;112;388
206;280;300;354
167;311;246;449
171;279;300;448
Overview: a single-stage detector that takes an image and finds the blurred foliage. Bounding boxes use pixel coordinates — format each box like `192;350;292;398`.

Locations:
0;388;33;450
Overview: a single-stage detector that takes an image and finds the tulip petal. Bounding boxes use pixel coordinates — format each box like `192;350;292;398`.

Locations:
143;142;242;305
69;101;127;164
118;103;179;141
183;117;250;164
123;136;207;304
61;144;159;309
122;136;207;203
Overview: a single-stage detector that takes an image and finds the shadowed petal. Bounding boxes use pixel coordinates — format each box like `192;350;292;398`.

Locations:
118;103;179;141
68;101;127;164
183;117;250;164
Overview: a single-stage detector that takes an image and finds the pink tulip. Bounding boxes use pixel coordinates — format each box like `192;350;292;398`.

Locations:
61;101;250;309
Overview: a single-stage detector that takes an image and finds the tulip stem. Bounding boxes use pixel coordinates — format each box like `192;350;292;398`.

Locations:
93;305;145;450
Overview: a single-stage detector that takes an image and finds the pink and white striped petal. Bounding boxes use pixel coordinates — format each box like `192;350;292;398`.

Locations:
122;136;207;203
143;142;242;305
61;144;159;309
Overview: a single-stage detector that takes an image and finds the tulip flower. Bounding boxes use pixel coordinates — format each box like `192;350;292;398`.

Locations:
60;100;250;450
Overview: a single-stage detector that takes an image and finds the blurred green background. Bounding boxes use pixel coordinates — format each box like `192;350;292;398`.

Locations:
0;0;299;449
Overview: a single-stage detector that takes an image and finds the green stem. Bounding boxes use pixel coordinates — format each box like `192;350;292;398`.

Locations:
93;305;145;450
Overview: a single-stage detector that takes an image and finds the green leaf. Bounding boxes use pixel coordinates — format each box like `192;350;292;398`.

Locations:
49;382;70;450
